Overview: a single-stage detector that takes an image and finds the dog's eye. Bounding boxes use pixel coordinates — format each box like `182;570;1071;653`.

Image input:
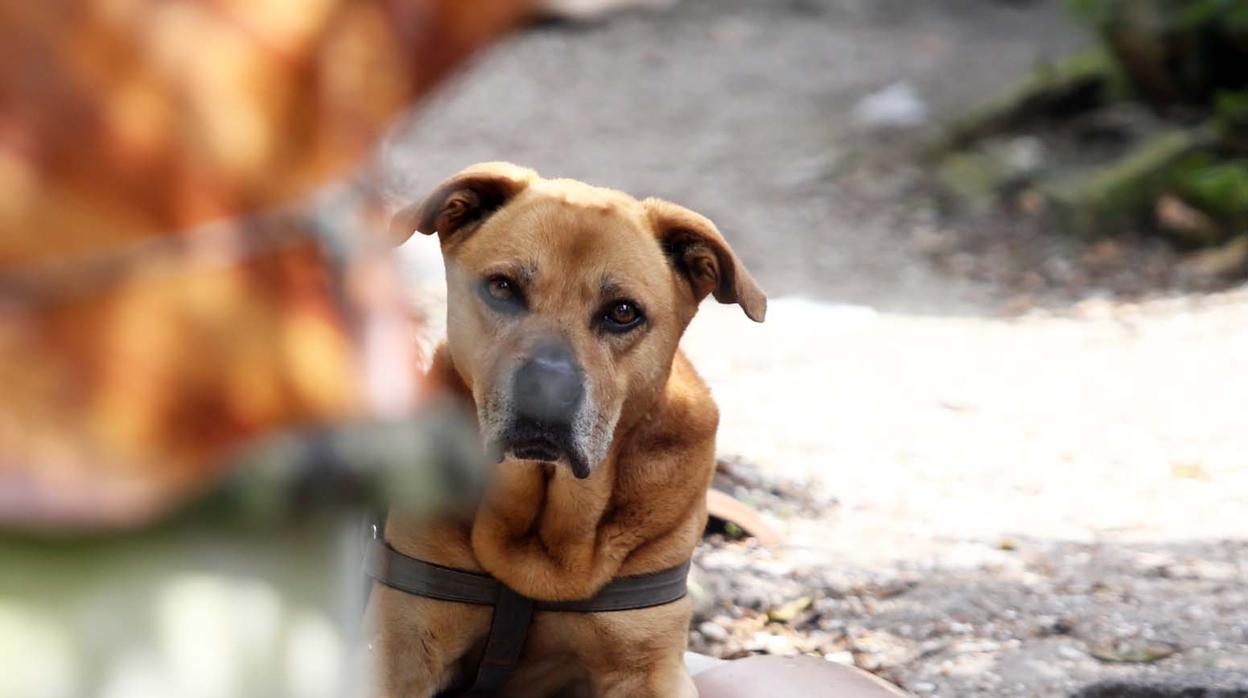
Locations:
600;301;644;333
487;276;515;301
608;303;637;325
480;275;526;313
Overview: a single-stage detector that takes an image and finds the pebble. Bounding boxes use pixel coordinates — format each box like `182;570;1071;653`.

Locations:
698;621;729;643
851;82;930;130
825;651;855;665
765;634;798;656
1057;645;1084;660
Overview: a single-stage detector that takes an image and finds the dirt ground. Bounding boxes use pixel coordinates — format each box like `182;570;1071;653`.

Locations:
375;1;1248;695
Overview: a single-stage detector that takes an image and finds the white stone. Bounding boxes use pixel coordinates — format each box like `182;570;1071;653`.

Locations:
852;82;929;129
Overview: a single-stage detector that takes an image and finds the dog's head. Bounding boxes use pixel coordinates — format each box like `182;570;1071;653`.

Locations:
392;162;766;479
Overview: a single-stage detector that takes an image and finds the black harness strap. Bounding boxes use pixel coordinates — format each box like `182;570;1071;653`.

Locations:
461;586;533;696
365;539;691;696
367;539;693;612
365;539;501;605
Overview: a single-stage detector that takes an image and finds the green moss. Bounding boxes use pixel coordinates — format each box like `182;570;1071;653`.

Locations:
1041;127;1211;237
939;49;1115;151
1171;154;1248;228
936;151;1007;204
1215;91;1248;140
1069;0;1248;32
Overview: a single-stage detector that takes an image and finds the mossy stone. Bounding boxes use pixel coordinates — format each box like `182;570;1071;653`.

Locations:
1171;154;1248;229
1039;127;1211;238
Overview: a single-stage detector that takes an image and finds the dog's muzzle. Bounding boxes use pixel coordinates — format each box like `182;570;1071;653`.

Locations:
497;342;592;478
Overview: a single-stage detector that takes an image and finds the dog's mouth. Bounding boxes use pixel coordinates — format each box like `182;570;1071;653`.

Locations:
511;436;562;464
492;427;591;480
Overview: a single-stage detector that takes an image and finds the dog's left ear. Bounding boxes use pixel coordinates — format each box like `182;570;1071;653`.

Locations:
389;162;536;246
644;198;766;322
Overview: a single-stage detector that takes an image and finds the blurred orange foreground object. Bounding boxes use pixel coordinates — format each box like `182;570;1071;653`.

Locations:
0;0;535;530
0;0;536;260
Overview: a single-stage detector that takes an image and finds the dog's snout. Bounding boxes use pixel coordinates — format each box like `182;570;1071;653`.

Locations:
513;343;584;423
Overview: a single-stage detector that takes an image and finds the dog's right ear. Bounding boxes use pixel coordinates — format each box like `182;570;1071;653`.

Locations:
645;198;767;323
390;162;536;246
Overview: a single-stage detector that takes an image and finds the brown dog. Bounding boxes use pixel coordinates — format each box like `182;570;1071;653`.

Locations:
370;162;766;697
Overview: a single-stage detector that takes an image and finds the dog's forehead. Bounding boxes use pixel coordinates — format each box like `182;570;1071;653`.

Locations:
458;183;670;290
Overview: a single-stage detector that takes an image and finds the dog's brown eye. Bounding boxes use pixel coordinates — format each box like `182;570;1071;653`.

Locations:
480;275;526;314
600;300;644;333
487;276;514;301
609;303;637;325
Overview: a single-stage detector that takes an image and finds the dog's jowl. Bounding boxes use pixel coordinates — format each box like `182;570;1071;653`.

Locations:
369;162;766;698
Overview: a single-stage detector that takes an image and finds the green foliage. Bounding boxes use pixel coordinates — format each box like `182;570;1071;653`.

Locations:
1066;0;1248;107
937;0;1248;247
1068;0;1248;30
1215;90;1248;137
1179;0;1248;28
1171;154;1248;228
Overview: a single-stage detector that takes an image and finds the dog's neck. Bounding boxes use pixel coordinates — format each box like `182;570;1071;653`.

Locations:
385;344;706;600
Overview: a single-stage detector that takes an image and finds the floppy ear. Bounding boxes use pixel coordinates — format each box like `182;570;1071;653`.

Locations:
644;198;766;322
389;162;536;246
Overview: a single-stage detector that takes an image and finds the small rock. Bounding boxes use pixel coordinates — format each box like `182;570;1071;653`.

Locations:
765;634;798;656
767;596;813;624
824;651;855;665
686;568;717;619
1177;235;1248;281
1003;136;1045;177
1058;645;1085;660
1081;239;1126;270
911;682;937;694
698;621;729;643
953;639;1002;654
745;632;770;652
1156;194;1223;245
1088;639;1180;664
852;82;929;130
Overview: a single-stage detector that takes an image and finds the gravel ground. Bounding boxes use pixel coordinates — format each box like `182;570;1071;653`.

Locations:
679;293;1248;697
375;1;1248;695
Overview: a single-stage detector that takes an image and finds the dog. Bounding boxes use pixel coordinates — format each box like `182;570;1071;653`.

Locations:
370;162;766;697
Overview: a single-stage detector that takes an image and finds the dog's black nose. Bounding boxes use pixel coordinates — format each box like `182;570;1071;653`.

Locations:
512;343;584;424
